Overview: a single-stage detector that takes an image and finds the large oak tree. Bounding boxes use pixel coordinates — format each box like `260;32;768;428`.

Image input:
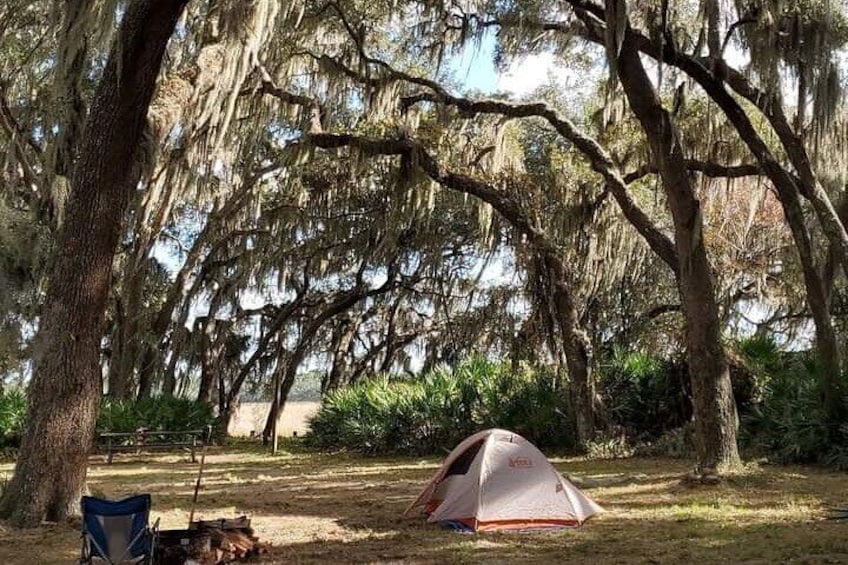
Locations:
0;0;189;526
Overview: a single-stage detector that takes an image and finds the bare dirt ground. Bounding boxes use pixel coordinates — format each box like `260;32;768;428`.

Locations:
1;443;847;563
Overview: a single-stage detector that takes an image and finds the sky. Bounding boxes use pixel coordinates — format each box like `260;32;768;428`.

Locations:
447;30;752;99
446;30;577;97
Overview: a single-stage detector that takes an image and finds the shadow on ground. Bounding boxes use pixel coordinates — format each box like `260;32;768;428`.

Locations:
1;447;847;564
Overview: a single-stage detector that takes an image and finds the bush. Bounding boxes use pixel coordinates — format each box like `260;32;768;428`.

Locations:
740;355;846;465
598;349;691;440
736;337;848;467
306;357;575;455
586;432;634;460
635;424;695;459
0;392;217;451
735;335;785;376
730;335;782;412
98;396;218;435
0;388;27;448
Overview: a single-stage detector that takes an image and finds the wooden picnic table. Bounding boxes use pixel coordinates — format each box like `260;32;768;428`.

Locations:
96;429;207;464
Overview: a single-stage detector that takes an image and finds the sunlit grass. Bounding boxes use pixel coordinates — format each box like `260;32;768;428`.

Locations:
1;444;847;563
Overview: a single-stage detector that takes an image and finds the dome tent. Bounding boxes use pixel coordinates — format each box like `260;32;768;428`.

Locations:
403;429;603;532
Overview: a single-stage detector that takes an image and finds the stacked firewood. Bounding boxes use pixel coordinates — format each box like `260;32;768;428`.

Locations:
157;516;270;564
192;516;270;564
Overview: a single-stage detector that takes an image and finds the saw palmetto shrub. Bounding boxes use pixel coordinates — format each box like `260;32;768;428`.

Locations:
728;335;848;468
97;396;218;436
306;357;575;455
0;394;218;452
0;388;26;448
598;349;691;441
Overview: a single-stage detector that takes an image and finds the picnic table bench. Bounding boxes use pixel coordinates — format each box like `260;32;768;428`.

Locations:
96;429;207;464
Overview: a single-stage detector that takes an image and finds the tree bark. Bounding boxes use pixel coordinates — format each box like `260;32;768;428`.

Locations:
542;251;596;446
108;267;147;399
0;0;188;526
324;317;359;393
136;344;158;400
615;38;740;471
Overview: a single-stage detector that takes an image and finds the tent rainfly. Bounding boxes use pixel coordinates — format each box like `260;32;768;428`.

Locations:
403;429;604;532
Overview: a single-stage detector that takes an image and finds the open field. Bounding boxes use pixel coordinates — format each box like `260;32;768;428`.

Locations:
1;444;847;564
227;401;320;438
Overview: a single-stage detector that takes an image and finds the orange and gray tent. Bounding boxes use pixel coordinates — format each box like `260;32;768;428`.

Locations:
403;429;604;532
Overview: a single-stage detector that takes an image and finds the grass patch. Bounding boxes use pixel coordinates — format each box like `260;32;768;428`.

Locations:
0;445;847;563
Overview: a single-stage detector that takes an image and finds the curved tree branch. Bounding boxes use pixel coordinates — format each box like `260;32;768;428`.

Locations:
623;160;762;184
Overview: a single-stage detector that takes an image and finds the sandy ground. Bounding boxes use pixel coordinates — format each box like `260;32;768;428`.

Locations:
1;444;847;563
227;401;320;438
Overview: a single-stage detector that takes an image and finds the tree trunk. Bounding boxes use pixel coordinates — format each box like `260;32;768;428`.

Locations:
197;319;227;404
324;318;358;393
218;396;238;438
108;266;147;399
348;340;391;385
542;251;596;447
161;330;183;397
107;297;129;398
0;0;188;527
219;294;306;425
377;300;404;374
136;345;158;400
770;187;844;433
197;340;214;404
616;40;740;472
676;57;846;434
262;355;305;445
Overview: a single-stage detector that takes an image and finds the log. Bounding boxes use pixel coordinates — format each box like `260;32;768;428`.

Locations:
190;516;252;531
185;515;270;563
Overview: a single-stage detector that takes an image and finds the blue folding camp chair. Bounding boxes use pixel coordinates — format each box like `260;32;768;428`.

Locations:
80;494;159;564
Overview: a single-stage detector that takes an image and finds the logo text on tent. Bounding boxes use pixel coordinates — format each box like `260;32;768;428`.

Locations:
508;457;534;469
